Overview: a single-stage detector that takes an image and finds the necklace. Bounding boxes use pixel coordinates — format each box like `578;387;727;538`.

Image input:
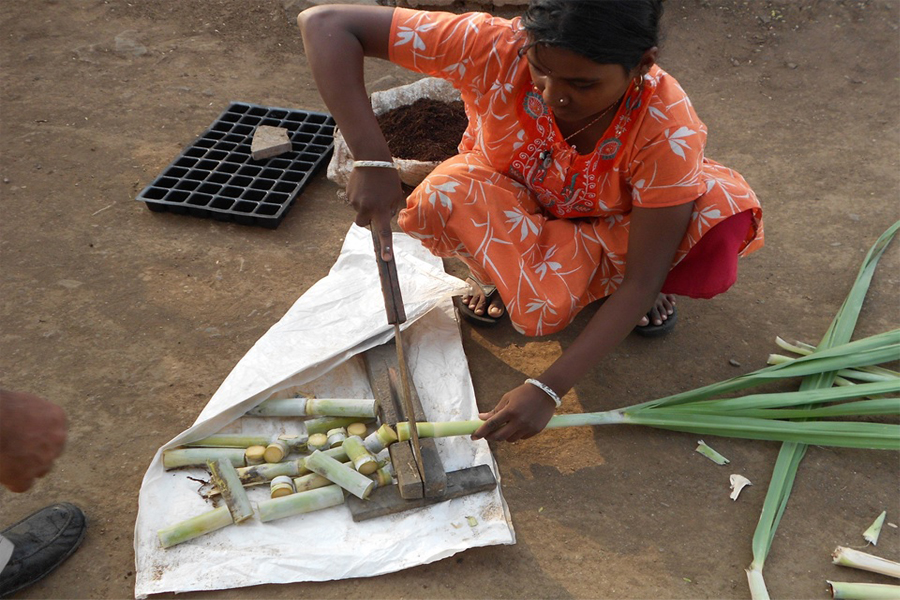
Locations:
540;93;624;168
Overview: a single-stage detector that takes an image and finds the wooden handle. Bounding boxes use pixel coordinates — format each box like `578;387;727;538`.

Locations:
370;228;407;325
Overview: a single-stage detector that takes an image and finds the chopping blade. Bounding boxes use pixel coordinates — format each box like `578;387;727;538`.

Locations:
370;228;427;483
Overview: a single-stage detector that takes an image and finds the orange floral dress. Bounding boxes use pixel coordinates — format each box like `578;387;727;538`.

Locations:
390;8;764;336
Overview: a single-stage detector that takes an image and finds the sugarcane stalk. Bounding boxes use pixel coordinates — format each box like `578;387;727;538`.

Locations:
292;472;332;493
306;416;372;435
745;567;770;600
371;464;393;487
158;506;234;549
234;446;349;486
827;581;900;599
208;459;253;523
184;434;272;448
257;484;345;523
305;450;374;500
163;448;246;470
833;546;900;579
364;423;398;453
247;398;376;418
246;397;308;416
342;435;378;475
305;398;377;418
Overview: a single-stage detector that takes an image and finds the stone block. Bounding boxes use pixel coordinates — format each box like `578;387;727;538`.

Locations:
251;125;292;161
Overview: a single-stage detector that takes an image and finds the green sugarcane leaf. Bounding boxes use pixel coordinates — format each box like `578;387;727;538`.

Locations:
675;398;900;419
677;380;900;412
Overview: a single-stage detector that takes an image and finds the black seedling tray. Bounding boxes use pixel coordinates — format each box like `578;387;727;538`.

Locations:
136;102;336;229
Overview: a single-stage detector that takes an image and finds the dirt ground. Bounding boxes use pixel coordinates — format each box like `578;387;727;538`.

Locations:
1;0;898;598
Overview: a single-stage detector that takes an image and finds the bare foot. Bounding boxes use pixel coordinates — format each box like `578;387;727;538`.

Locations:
637;293;675;327
462;279;504;318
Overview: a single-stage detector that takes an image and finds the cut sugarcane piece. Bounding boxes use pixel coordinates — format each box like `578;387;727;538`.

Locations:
292;472;332;493
371;465;393;487
827;581;900;599
864;511;887;545
307;432;329;451
306;398;377;418
158;506;233;549
342;435;378;475
306;416;372;435
208;459;253;524
247;398;377;418
305;450;374;500
163;448;246;470
326;427;347;449
258;484;345;523
263;439;289;463
347;422;368;437
270;475;296;499
246;397;307;417
695;440;730;465
184;434;272;448
245;445;266;465
364;424;398;453
833;546;900;579
236;459;302;486
235;447;349;485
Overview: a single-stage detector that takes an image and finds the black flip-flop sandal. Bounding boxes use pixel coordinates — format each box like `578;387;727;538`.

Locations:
633;306;678;338
453;277;504;327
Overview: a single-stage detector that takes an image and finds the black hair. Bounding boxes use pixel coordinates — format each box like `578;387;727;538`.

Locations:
521;0;663;73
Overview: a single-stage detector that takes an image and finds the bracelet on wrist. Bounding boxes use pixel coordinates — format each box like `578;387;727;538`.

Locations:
351;160;397;170
524;378;561;409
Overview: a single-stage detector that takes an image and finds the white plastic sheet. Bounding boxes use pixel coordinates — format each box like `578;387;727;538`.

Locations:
134;225;515;598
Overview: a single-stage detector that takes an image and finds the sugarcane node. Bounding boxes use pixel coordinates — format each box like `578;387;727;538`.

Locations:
207;458;253;524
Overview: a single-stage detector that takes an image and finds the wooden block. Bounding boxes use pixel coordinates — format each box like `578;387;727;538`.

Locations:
387;368;447;498
347;465;497;522
389;441;423;499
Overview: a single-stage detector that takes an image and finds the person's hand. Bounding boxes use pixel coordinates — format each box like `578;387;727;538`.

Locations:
346;166;406;261
0;389;67;493
471;383;556;443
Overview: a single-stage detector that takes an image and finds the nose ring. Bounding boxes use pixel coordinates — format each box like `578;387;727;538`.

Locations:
558;98;565;104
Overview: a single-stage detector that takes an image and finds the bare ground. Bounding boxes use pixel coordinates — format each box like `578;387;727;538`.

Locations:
1;1;898;598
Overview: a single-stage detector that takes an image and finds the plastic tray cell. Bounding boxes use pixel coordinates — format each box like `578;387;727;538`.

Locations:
136;102;336;228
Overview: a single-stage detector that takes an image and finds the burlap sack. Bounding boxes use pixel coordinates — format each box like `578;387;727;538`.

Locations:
326;77;462;189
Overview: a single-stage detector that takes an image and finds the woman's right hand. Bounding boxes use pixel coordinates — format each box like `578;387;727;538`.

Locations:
347;165;406;261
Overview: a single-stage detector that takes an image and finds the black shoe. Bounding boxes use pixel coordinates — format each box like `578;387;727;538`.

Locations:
0;503;86;598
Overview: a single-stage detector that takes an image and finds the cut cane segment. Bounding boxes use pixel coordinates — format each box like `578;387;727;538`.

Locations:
347;422;368;437
270;475;296;499
305;450;374;500
245;445;266;465
833;546;900;579
326;427;347;448
307;432;329;452
258;484;346;523
158;506;233;549
163;447;246;470
292;472;332;493
306;416;372;436
342;435;378;475
364;423;398;453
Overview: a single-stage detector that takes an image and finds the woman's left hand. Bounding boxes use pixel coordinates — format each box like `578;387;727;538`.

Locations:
472;383;557;443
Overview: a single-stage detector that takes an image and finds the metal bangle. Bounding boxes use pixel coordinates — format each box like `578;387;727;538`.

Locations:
351;160;397;169
524;378;561;409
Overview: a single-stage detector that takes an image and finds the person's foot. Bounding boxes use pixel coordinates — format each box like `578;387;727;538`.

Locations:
633;293;678;337
0;503;86;597
462;278;504;319
637;293;675;327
